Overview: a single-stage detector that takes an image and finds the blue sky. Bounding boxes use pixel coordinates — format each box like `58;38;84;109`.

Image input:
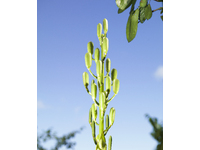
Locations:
37;0;163;150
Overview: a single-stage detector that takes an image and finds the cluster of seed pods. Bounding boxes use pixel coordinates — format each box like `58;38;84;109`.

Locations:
82;18;120;150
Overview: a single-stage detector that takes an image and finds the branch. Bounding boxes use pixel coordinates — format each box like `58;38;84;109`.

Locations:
88;68;97;79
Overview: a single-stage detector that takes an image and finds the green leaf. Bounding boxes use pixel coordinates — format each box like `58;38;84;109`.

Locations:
145;4;152;20
126;9;139;42
160;15;163;21
160;7;163;14
116;0;132;10
129;0;136;14
139;7;146;23
118;0;134;14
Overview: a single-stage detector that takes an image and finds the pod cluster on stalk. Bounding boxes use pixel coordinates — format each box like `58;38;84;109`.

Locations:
82;18;120;150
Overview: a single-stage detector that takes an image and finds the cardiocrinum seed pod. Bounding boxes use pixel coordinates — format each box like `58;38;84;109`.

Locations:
140;0;147;7
113;79;120;95
108;136;112;150
85;52;92;68
92;121;97;145
106;115;109;129
97;23;102;38
89;107;92;125
103;18;108;34
106;58;111;73
91;82;97;100
109;107;115;125
99;92;106;112
111;68;117;81
87;41;94;55
106;76;111;93
94;48;100;63
103;37;109;54
82;72;89;87
92;103;97;121
96;60;102;77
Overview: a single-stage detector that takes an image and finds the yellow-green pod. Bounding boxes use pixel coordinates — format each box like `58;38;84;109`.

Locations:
94;48;100;63
97;23;102;38
92;103;97;121
109;107;115;125
82;72;89;86
89;107;92;125
106;76;111;93
113;79;120;94
106;58;111;73
103;37;109;54
140;0;147;7
108;136;112;150
91;82;97;100
96;60;102;77
111;68;117;81
92;121;96;144
103;18;108;34
106;115;109;129
87;41;94;55
85;52;92;68
99;92;106;111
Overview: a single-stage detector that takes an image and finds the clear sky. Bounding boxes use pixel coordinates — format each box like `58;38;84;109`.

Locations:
37;1;163;150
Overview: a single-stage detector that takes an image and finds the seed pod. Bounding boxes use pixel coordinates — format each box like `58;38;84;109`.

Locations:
106;76;111;93
89;107;92;125
99;135;106;149
113;79;120;94
91;80;95;85
99;92;106;111
103;37;109;54
82;72;89;87
85;52;92;68
111;68;117;81
109;107;115;125
103;18;108;34
91;82;97;100
106;58;111;73
92;121;96;143
96;60;102;77
108;136;112;150
106;115;109;129
140;0;147;7
87;41;94;55
92;103;97;121
97;23;102;38
94;48;100;63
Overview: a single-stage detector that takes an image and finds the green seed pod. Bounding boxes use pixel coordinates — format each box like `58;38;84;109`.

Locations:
92;121;97;144
94;48;100;63
106;76;111;93
82;72;89;87
106;115;109;129
85;52;92;68
96;60;102;77
111;68;117;81
113;79;120;94
108;136;112;150
91;79;95;85
91;82;97;100
103;18;108;34
89;107;92;125
99;135;106;149
103;37;109;54
140;0;147;7
109;107;115;125
87;41;94;55
97;23;102;38
92;103;97;121
99;92;106;111
106;58;111;73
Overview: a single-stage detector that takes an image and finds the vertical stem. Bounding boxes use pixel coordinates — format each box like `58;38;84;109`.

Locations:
99;37;104;138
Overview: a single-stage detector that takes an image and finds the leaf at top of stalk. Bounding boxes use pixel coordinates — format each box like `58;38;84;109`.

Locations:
139;7;146;23
118;0;134;14
126;8;139;42
129;0;137;14
144;4;152;20
116;0;132;10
